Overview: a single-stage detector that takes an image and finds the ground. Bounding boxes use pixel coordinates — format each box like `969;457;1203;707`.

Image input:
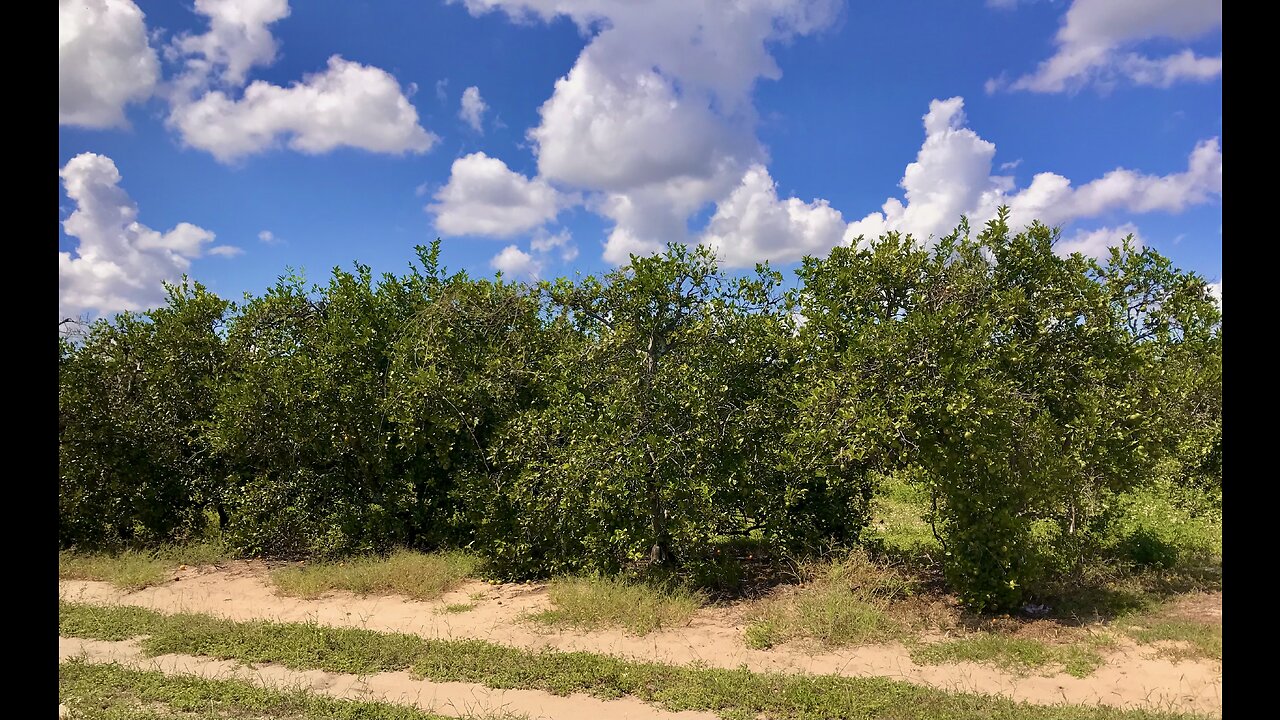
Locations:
58;558;1221;719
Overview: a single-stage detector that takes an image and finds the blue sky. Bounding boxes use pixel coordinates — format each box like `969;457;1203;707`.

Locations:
58;0;1222;318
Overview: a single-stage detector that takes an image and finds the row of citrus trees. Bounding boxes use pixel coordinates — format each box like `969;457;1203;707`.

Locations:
58;211;1221;611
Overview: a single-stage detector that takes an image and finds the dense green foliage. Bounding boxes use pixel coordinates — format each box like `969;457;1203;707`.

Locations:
60;282;230;548
58;213;1221;610
796;212;1220;609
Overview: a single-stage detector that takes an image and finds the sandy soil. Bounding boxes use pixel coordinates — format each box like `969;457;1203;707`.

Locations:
59;562;1222;716
59;636;717;720
1161;591;1223;624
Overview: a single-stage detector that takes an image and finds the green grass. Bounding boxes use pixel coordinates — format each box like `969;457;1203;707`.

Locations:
438;603;477;614
1102;483;1222;571
59;601;1204;720
910;634;1110;678
1119;617;1221;662
59;660;516;719
1031;561;1222;624
59;551;167;592
744;552;908;649
59;541;231;592
526;576;704;635
861;475;942;557
160;540;234;567
59;603;162;641
270;549;480;601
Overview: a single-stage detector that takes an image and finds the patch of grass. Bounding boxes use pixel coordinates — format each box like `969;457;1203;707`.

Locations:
744;551;908;649
159;539;231;567
527;576;704;635
270;549;479;601
60;603;160;641
1032;563;1222;623
59;541;233;592
861;474;942;558
59;551;168;592
59;601;1202;720
58;660;511;719
911;634;1108;678
438;603;476;614
1120;617;1221;662
1102;482;1222;571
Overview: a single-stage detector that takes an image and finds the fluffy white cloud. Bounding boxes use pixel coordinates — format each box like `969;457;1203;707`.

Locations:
257;229;282;244
456;1;840;263
174;0;290;88
490;244;542;279
1005;138;1221;228
995;0;1221;93
486;228;577;281
59;153;222;318
596;166;743;264
843;97;1222;247
460;86;488;132
531;58;756;193
430;152;564;237
1207;280;1221;306
844;98;1009;245
59;0;160;128
1053;223;1143;259
169;55;437;162
166;2;435;162
701;165;846;267
533;50;758;264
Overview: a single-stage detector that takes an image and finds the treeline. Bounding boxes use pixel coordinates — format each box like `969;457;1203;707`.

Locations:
58;211;1221;611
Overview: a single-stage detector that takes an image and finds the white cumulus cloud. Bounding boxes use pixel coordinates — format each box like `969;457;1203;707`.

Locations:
701;165;846;267
456;0;841;263
843;97;1222;248
460;86;488;132
1005;138;1221;228
59;0;160;128
490;244;542;279
173;0;290;89
844;98;1009;245
994;0;1222;94
166;2;436;162
486;228;577;281
169;55;437;163
60;153;223;319
430;152;564;237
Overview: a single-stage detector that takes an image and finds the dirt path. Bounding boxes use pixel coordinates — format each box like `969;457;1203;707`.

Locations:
59;636;716;720
59;563;1222;716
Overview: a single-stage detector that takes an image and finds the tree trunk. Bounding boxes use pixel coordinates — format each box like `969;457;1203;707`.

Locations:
646;445;671;565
